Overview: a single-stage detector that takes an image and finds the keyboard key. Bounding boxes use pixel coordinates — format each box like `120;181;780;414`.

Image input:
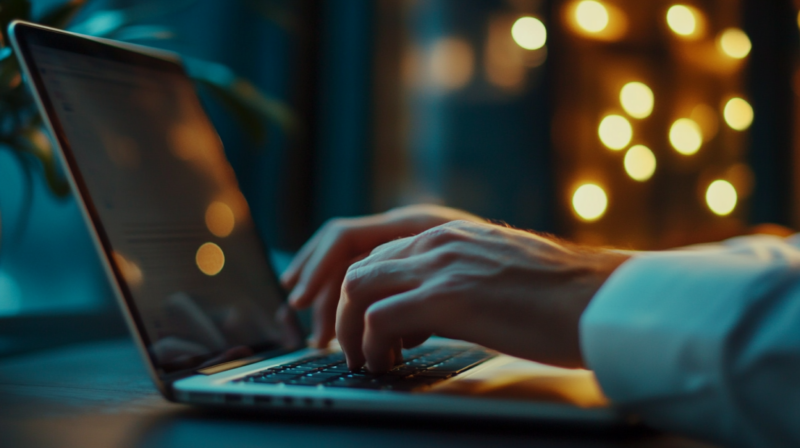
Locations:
327;377;371;388
288;375;340;386
235;346;495;391
386;365;420;376
282;367;319;375
307;372;344;381
252;373;299;384
426;356;489;373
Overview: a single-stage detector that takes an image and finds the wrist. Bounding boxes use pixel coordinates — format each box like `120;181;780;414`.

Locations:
573;251;631;367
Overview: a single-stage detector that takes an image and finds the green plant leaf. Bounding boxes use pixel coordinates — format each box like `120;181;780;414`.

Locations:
242;0;297;33
0;0;31;45
3;148;35;246
107;25;174;42
196;79;267;144
69;0;198;37
13;127;70;198
0;49;21;95
183;56;298;145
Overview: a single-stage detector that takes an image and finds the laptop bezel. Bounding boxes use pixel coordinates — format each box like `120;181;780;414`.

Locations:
9;21;305;398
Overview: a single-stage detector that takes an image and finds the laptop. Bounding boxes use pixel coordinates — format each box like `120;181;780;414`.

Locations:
10;21;622;426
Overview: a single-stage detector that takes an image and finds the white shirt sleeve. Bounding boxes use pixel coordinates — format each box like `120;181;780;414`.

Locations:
580;234;800;448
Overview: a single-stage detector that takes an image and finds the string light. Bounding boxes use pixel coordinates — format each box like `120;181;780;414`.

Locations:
575;1;609;33
666;5;698;37
669;118;703;155
511;17;547;50
706;180;737;216
620;82;654;119
624;145;656;181
598;115;633;150
723;97;754;131
718;28;751;59
572;183;608;221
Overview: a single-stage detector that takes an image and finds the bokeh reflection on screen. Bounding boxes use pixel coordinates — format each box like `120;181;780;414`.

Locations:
31;45;301;371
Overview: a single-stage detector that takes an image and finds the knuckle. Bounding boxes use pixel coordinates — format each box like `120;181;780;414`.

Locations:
342;261;376;298
341;267;363;296
364;305;386;330
442;219;472;230
431;245;462;266
422;224;463;246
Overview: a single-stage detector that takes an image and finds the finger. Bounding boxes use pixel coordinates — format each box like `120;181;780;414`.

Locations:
287;228;357;307
280;222;331;289
392;340;403;367
309;278;341;348
336;259;420;369
402;334;431;349
352;235;420;270
362;291;437;372
287;216;414;308
365;222;470;263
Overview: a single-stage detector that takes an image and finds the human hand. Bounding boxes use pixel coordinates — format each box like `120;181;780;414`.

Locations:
335;220;630;372
281;204;484;348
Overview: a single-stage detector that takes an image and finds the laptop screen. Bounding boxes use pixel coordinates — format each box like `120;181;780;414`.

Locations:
16;26;304;375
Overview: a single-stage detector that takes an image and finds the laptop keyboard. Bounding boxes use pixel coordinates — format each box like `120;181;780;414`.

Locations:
233;346;495;392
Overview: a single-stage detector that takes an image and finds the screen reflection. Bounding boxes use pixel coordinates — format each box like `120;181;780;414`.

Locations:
31;44;302;372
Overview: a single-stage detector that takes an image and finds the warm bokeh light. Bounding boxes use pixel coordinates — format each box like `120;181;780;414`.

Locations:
170;123;207;161
112;252;143;287
196;242;225;276
718;28;751;59
430;38;475;91
205;201;235;238
575;1;609;33
666;5;698;37
511;17;547;50
572;183;608;221
669;118;703;155
624;145;656;182
620;82;654;119
598;115;632;150
485;16;528;89
725;163;754;199
723;97;754;131
30;128;52;156
690;104;719;141
706;180;737;216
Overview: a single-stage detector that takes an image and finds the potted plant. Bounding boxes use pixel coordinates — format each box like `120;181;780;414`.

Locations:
0;0;295;255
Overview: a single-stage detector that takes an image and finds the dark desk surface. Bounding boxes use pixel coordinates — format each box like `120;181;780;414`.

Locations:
0;339;717;448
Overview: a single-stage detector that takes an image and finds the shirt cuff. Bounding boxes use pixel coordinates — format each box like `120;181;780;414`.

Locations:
579;249;768;404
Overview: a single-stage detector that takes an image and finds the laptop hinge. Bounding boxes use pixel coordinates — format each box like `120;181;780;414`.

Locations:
196;355;267;375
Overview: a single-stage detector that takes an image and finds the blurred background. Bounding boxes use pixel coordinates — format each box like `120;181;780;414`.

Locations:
1;0;798;353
